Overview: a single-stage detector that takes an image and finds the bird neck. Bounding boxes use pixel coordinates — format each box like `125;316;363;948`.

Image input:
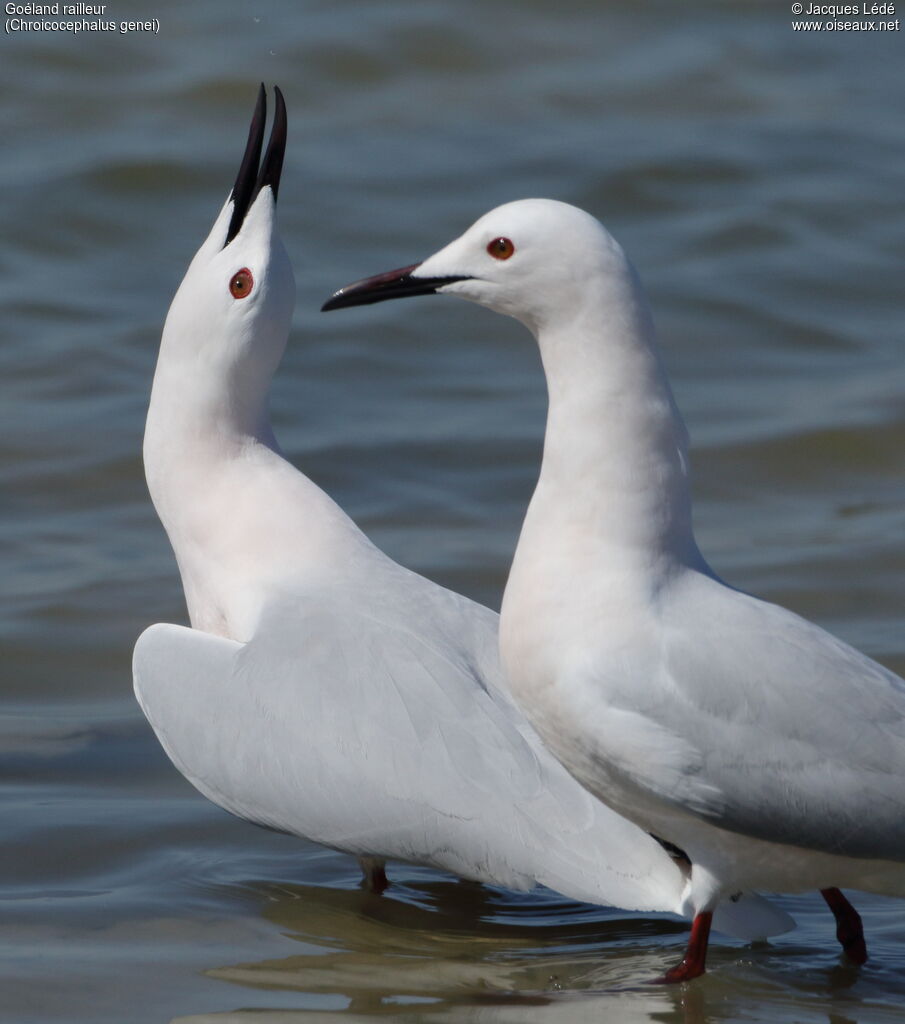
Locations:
142;344;284;631
525;280;698;576
144;350;277;485
142;330;374;643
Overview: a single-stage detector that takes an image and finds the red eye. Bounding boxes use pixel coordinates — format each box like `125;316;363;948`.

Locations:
486;237;515;260
229;267;254;299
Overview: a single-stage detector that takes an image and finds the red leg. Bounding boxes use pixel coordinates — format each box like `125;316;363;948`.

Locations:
654;910;713;984
821;887;868;965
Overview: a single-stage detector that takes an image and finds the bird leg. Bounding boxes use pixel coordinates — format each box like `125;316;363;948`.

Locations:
821;887;867;964
358;856;389;894
655;910;713;983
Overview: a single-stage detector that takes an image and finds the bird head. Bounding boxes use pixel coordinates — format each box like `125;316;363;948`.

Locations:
160;85;295;398
321;198;633;336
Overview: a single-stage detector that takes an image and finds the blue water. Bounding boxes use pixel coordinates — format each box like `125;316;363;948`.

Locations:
2;2;904;1021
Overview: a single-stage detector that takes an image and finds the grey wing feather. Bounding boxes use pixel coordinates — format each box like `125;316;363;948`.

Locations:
596;573;905;858
134;586;794;936
134;607;671;903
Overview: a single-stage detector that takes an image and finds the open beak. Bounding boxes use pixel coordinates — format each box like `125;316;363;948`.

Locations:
224;84;287;247
321;265;471;312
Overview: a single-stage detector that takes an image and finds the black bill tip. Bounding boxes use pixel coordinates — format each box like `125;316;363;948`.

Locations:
255;85;287;202
321;265;471;311
224;84;287;247
226;84;266;246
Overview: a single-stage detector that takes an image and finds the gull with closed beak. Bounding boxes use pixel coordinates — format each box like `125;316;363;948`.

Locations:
324;197;905;981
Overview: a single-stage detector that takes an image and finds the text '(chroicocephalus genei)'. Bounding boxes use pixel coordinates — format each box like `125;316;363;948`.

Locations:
132;94;793;939
323;197;905;981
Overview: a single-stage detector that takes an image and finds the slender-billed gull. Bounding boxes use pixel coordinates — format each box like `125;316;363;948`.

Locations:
132;96;794;938
323;197;905;980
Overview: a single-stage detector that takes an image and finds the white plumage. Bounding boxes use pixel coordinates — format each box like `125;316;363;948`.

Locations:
134;89;792;941
323;196;904;979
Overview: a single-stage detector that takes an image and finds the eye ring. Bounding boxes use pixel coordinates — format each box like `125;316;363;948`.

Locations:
486;237;515;261
229;267;254;299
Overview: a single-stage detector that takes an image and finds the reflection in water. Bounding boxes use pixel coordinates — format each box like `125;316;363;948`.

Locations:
196;880;688;1019
174;995;677;1024
170;880;905;1024
177;887;678;1021
253;875;689;946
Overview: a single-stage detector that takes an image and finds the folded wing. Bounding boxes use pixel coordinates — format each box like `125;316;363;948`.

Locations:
134;586;793;937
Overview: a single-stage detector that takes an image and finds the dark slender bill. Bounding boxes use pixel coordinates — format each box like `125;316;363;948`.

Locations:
255;85;287;203
225;84;267;246
321;265;470;311
224;84;288;248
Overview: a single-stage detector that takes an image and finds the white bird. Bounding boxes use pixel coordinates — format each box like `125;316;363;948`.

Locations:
132;91;794;942
323;197;905;981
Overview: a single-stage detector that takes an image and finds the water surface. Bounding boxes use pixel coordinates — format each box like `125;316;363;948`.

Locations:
2;2;904;1021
